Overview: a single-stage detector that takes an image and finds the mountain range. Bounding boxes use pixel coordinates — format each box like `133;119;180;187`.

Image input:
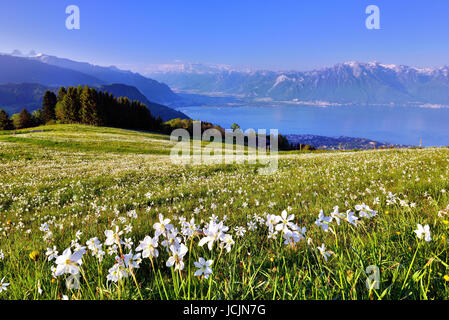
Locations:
30;54;179;105
3;49;449;124
148;61;449;106
0;53;188;121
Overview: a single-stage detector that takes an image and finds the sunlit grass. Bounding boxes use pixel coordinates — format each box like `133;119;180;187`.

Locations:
0;124;448;300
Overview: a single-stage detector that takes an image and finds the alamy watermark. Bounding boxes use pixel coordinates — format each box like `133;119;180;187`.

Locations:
66;5;80;30
64;5;379;31
365;5;380;30
170;121;279;175
366;265;380;290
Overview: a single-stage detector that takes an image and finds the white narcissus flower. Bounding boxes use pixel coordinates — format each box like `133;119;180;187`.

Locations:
161;229;182;249
266;214;280;229
247;221;257;231
275;210;295;233
356;203;377;219
104;226;123;246
283;229;304;246
123;252;142;269
234;226;246;238
153;214;173;237
86;237;101;251
45;246;58;261
166;244;188;271
315;210;332;232
199;221;228;251
136;236;159;259
330;206;345;225
317;243;332;261
181;218;198;238
54;248;85;276
0;277;9;293
414;224;431;242
346;210;359;227
219;234;234;253
194;258;213;279
107;263;129;282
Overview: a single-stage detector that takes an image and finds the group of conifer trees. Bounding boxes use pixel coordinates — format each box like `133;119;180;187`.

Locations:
0;85;164;131
47;85;164;130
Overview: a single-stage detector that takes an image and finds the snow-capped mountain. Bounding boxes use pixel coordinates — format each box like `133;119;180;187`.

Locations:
148;61;449;105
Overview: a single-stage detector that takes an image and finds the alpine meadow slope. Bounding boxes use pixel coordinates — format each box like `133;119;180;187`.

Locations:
0;124;448;300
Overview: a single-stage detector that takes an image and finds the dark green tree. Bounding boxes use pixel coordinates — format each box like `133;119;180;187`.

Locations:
57;87;67;102
60;87;81;123
80;86;100;125
0;109;13;130
32;109;44;126
42;91;57;123
16;109;34;129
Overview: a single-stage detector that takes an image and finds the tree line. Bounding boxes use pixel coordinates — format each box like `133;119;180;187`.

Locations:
0;85;164;131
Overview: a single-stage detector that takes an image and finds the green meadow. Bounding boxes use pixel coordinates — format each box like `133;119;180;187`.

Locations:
0;124;448;300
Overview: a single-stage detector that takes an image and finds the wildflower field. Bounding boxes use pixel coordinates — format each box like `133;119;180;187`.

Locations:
0;124;449;300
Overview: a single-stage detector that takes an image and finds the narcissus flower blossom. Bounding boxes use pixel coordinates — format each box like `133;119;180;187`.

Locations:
54;248;85;276
45;246;58;261
153;214;173;237
275;210;295;233
166;243;188;271
136;236;159;259
194;257;213;279
107;263;129;282
414;224;431;242
317;243;333;261
104;226;123;246
199;220;228;251
0;278;9;293
315;210;332;232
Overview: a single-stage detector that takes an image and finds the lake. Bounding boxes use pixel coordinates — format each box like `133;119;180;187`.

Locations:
176;105;449;147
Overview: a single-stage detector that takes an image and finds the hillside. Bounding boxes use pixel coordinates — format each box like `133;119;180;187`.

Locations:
30;54;180;105
0;54;103;87
0;83;55;114
0;124;178;155
0;124;449;300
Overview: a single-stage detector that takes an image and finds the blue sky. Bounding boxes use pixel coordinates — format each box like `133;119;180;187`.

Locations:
1;0;448;72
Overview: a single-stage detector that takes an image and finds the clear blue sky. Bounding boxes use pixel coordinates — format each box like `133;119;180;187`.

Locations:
1;0;448;72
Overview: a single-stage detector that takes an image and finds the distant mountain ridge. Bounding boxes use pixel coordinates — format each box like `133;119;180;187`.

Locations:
30;54;180;105
98;84;188;121
148;61;449;105
0;53;189;121
0;83;188;121
0;54;103;87
0;83;54;114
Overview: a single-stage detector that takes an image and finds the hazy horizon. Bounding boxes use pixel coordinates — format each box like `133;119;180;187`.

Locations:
3;49;449;76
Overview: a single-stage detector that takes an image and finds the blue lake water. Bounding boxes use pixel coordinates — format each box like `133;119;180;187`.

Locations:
177;105;449;147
